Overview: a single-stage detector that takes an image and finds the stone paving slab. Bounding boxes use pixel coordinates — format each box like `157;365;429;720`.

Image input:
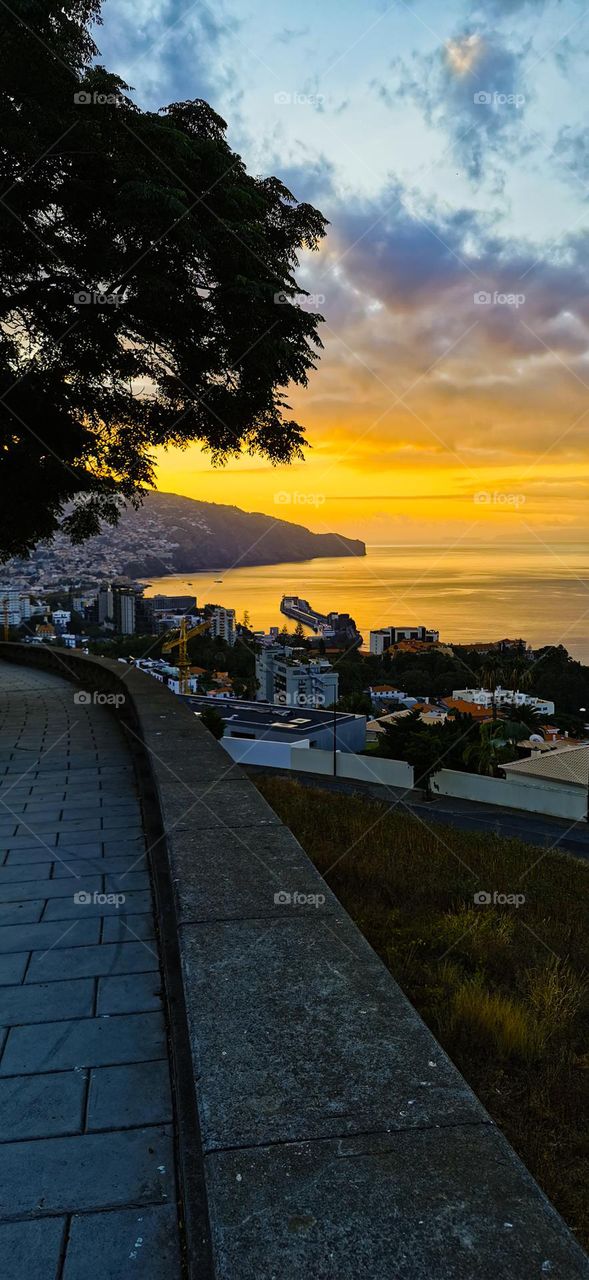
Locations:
97;972;163;1015
0;1217;66;1280
205;1125;589;1280
0;1010;166;1075
0;978;95;1025
181;913;487;1150
0;664;181;1279
0;1125;175;1216
87;1060;173;1129
26;939;160;982
0;1069;86;1140
63;1204;181;1280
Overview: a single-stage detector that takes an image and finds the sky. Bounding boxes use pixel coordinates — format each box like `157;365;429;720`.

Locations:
97;0;589;545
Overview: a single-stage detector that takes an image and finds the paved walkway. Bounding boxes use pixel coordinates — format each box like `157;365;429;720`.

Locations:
0;664;182;1279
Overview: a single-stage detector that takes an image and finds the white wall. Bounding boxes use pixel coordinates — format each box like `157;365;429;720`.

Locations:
291;746;414;788
221;737;303;769
431;768;586;821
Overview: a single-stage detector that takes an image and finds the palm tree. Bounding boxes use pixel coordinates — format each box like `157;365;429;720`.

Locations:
481;661;504;722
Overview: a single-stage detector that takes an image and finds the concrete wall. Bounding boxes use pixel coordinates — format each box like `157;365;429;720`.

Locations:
291;745;414;788
431;767;586;820
222;737;304;769
1;642;587;1280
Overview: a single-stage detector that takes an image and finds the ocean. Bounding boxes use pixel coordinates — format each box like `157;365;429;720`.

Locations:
142;543;589;664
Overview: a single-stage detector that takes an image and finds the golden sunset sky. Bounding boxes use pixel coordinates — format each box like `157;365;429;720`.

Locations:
99;0;589;544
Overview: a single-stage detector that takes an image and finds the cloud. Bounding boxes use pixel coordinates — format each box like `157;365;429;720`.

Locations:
94;0;239;109
376;29;530;184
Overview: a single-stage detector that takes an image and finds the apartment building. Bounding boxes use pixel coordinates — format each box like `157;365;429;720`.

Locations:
369;625;439;655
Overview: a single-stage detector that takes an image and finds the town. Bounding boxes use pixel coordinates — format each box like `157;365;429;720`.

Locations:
4;577;589;829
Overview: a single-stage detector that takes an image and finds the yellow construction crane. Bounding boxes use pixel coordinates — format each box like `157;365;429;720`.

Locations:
161;617;211;694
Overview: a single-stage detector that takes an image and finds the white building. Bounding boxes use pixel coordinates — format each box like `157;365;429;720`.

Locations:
452;686;555;717
256;648;339;708
259;650;332;708
210;607;236;646
369;625;439;655
0;590;32;627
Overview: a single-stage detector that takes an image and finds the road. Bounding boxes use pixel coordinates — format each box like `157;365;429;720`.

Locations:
245;765;589;860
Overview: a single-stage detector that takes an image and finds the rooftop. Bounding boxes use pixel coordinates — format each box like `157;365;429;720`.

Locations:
503;742;589;787
185;695;361;732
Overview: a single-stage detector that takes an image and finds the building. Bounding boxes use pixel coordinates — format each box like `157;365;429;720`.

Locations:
113;588;136;636
0;589;32;627
210;607;236;646
256;647;339;708
97;585;114;625
452;686;555;717
369;625;439;655
150;595;197;614
501;742;589;787
187;696;366;753
51;609;71;632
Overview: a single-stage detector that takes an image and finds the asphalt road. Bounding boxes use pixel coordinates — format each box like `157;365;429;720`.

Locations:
245;766;589;860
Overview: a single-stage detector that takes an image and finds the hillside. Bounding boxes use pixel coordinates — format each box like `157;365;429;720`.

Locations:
9;493;365;581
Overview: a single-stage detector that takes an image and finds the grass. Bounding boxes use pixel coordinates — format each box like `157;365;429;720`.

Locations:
255;775;589;1247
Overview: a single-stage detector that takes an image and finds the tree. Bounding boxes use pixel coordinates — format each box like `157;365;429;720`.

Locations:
481;662;504;721
0;1;327;559
199;707;224;740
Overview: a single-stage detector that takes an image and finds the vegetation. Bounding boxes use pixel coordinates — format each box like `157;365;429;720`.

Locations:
199;707;225;740
255;776;589;1247
0;1;326;558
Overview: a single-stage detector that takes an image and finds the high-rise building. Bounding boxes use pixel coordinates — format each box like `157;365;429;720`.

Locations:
256;648;339;708
114;589;136;636
97;585;114;625
210;607;236;646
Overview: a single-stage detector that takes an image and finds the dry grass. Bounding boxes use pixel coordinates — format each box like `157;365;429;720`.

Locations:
255;775;589;1247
